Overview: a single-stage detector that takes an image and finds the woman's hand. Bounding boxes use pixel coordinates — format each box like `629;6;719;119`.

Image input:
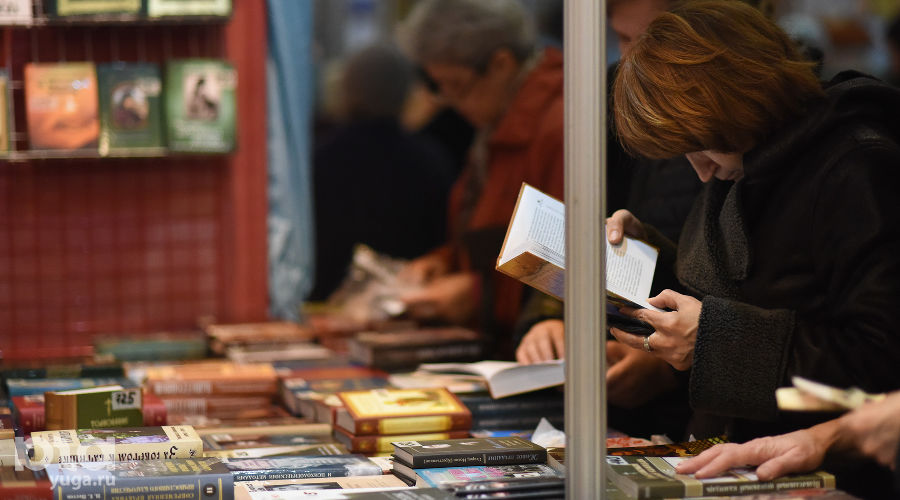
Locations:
606;209;647;244
606;340;678;408
609;289;701;371
400;272;478;324
516;319;565;364
399;252;450;285
676;421;839;480
837;391;900;468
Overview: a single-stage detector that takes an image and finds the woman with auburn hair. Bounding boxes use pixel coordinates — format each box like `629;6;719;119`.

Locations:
607;0;900;493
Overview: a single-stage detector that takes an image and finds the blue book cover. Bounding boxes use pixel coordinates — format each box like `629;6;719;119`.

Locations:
6;377;135;396
221;454;382;481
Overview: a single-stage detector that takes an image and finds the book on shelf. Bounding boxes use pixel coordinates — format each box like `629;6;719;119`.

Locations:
496;183;660;335
206;321;315;355
5;377;135;397
392;463;562;489
46;0;141;17
0;70;8;154
44;385;143;430
335;388;471;436
221;454;383;482
418;360;564;399
606;454;835;499
234;476;411;500
29;425;202;464
203;442;350;459
776;376;885;412
165;59;236;153
146;0;232;17
24;62;100;151
0;466;52;500
0;0;33;25
93;330;206;361
333;426;470;455
392;436;546;469
347;328;483;372
142;361;278;396
44;458;233;500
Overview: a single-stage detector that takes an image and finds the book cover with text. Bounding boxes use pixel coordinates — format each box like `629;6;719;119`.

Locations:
97;62;164;155
165;59;236;153
25;62;99;151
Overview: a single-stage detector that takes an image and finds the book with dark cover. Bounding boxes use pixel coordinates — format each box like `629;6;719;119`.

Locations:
30;425;202;464
0;362;123;380
146;0;231;17
335;388;471;436
333;426;470;454
11;395;45;434
392;436;546;469
201;428;333;451
44;458;233;500
46;0;141;17
24;62;99;151
471;413;565;432
45;385;143;430
0;466;52;500
394;463;562;489
164;59;236;153
441;476;566;497
221;454;382;482
348;328;483;372
606;454;836;499
6;377;134;397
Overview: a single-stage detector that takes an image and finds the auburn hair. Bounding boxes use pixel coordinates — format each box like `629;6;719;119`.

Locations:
613;0;823;159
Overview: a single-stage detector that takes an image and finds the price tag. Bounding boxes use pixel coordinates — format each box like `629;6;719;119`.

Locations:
0;0;33;25
111;388;142;411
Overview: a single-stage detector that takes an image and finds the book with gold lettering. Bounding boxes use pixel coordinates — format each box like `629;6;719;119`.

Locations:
29;425;202;465
334;388;471;437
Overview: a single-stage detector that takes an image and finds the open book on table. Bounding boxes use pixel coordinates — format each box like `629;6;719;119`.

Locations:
496;183;661;335
418;360;565;399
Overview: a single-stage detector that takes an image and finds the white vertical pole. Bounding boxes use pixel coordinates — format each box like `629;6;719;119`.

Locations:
564;0;607;497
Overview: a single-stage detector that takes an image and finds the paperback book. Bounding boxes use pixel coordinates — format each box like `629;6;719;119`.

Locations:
606;455;835;499
418;361;564;399
24;62;99;151
44;458;233;500
392;436;546;469
29;425;202;464
335;388;471;435
393;463;562;489
165;59;236;153
220;454;383;482
347;328;483;372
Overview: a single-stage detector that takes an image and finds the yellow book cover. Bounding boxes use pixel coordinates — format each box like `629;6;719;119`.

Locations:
335;388;471;436
24;62;99;150
30;425;202;464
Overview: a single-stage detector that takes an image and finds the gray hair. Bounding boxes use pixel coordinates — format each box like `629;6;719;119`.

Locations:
398;0;536;70
341;43;414;120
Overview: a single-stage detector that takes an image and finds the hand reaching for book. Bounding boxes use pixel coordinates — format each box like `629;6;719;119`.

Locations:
516;319;565;364
609;289;700;371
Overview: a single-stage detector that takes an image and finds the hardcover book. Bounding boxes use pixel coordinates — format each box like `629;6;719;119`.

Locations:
44;385;143;430
0;0;33;24
221;454;383;482
418;361;564;399
146;0;231;17
333;426;470;455
47;0;141;17
347;328;484;372
29;425;202;464
496;183;660;334
160;395;274;417
195;421;329;437
281;371;390;419
44;458;233;500
143;361;278;396
24;62;99;151
335;388;471;436
93;330;205;361
392;436;547;469
225;343;334;364
12;395;45;434
200;428;334;452
607;436;727;457
164;59;236;153
605;455;836;499
234;476;411;500
393;463;562;489
206;321;315;355
203;443;349;459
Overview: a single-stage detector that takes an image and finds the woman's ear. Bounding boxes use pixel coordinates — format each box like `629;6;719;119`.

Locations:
485;48;519;78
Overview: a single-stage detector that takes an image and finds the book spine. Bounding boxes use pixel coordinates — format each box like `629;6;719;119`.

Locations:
230;467;348;482
335;430;470;454
459;397;565;416
351;412;472;436
31;432;202;464
148;379;277;396
471;414;565;431
700;476;831;497
54;470;235;500
43;393;63;431
160;396;272;416
142;394;168;426
14;402;44;434
413;449;548;468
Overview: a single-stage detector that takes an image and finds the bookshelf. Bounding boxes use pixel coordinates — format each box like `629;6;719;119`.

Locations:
0;0;268;361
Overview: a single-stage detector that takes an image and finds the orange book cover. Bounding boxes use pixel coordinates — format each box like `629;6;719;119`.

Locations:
336;388;471;436
143;361;278;396
25;62;99;150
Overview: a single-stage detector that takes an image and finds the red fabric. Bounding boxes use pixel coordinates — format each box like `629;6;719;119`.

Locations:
448;48;565;335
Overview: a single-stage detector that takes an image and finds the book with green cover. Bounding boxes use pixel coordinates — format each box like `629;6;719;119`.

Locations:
165;59;236;153
44;385;143;431
605;454;836;499
44;458;233;499
147;0;231;17
47;0;141;16
96;62;164;156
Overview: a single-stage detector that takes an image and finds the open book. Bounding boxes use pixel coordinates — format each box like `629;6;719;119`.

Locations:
496;183;660;333
418;360;565;399
776;376;886;412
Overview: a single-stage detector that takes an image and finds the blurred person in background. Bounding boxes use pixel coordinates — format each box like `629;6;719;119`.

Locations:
310;43;455;301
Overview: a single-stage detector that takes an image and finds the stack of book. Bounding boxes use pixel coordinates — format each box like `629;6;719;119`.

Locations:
347;328;484;372
139;361;280;421
389;436;562;491
332;388;472;455
204;321;331;363
199;422;347;459
93;331;208;362
279;365;390;421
